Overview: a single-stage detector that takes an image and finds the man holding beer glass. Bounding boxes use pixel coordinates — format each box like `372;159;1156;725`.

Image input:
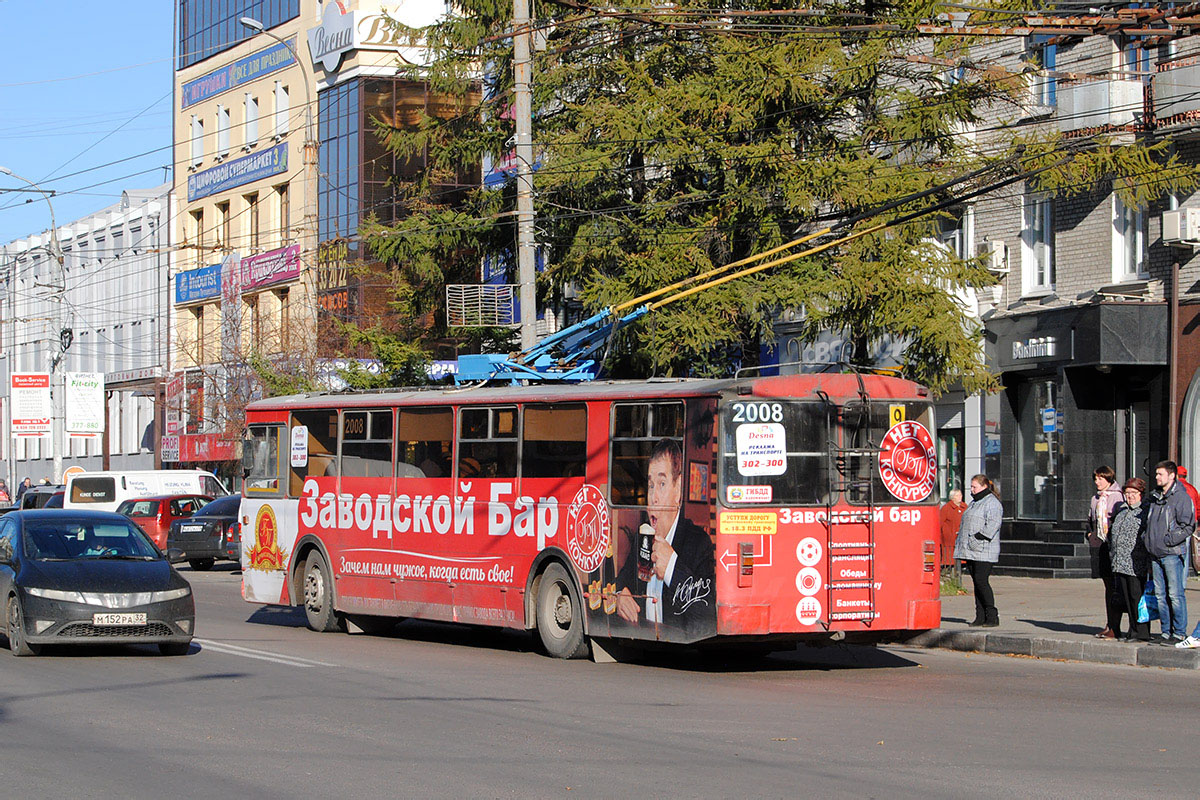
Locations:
614;438;716;638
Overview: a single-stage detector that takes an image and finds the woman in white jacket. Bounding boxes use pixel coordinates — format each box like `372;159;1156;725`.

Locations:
954;474;1004;627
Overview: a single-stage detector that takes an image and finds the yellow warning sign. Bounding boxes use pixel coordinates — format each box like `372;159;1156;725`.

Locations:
719;512;777;536
889;404;906;428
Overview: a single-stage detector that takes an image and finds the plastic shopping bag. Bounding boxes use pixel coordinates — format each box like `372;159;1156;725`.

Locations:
1138;578;1160;624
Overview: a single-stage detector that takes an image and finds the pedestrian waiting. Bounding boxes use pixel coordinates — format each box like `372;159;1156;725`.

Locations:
1108;478;1151;642
1088;465;1124;639
939;488;966;573
954;474;1003;627
1145;460;1195;644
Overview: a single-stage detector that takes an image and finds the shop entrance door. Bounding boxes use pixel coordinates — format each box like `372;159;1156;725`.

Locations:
1017;379;1060;520
1118;396;1151;483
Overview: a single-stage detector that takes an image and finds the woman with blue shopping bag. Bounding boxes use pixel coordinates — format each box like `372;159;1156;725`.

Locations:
1109;478;1151;642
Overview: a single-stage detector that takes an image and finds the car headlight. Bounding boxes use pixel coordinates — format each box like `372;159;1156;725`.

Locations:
27;587;86;603
151;587;191;602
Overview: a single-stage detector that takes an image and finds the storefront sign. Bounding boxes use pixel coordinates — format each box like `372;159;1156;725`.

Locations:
181;39;297;109
241;244;300;291
999;328;1073;368
187;142;288;202
175;263;223;305
10;373;50;439
176;433;238;463
308;8;356;71
66;372;105;437
160;434;180;462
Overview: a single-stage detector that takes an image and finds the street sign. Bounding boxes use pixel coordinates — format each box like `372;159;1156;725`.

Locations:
1042;407;1057;433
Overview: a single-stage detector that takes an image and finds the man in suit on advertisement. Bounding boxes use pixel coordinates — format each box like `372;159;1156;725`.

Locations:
615;437;716;639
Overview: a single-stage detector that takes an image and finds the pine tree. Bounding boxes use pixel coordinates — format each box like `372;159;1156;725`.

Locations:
363;0;1199;393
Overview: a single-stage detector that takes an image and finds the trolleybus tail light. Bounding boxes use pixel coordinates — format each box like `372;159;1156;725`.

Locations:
923;540;936;576
738;542;754;587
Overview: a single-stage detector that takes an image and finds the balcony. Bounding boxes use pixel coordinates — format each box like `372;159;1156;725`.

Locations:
1154;60;1200;129
1057;78;1144;138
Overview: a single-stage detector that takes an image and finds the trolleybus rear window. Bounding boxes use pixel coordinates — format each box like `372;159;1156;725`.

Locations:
842;401;935;505
720;401;830;506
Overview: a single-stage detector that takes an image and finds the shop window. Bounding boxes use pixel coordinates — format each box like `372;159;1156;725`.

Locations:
1016;379;1060;520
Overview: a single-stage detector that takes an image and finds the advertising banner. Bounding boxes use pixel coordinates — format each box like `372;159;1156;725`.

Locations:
181;38;297;108
175;263;223;305
241;244;300;291
186;142;288;202
65;372;105;438
10;373;51;438
160;434;180;463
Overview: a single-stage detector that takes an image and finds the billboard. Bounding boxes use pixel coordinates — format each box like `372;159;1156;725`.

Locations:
11;373;51;438
65;372;104;438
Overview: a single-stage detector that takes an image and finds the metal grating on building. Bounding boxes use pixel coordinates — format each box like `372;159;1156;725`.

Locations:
446;284;517;327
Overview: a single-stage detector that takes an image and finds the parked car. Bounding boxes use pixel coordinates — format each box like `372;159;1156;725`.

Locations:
116;495;212;550
0;485;66;515
166;495;241;571
0;510;195;656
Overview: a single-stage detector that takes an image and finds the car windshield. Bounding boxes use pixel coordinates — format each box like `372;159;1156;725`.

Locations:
22;518;161;561
117;500;158;516
196;495;239;516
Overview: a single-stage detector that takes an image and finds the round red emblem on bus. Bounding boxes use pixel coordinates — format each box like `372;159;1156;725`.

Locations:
878;420;936;503
565;484;610;573
247;505;286;572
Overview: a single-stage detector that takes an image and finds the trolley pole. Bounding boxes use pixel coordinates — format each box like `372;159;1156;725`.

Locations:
513;0;538;350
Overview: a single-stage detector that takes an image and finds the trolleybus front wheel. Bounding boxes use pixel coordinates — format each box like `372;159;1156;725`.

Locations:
302;552;344;633
535;562;588;659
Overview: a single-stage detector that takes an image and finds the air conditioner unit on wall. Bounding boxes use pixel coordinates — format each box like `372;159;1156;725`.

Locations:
1162;208;1200;245
975;239;1009;275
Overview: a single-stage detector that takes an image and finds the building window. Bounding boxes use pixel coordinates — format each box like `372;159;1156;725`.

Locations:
274;81;290;138
1022;193;1054;294
1113;196;1147;282
247;294;261;350
276;287;290;349
244;93;259;147
216;104;230;158
190;115;204;165
190;208;205;254
275;183;289;244
192;306;206;364
216;201;230;251
177;0;300;70
1025;36;1057;107
245;193;260;250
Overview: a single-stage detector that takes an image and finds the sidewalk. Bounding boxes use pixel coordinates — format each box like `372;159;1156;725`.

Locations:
893;575;1200;669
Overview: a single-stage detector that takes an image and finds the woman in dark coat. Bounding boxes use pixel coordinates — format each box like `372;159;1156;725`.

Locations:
1108;478;1151;642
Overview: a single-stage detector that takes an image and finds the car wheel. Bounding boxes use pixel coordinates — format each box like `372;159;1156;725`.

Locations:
535;562;588;659
7;595;41;657
302;552;343;633
159;641;192;656
188;558;215;571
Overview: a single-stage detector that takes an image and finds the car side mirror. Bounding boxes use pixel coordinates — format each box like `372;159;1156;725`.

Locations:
166;548;185;563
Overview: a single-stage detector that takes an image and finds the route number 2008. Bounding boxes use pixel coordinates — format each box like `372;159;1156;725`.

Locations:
730;402;784;423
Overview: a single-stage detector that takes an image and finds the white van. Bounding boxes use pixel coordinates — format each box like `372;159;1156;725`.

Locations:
63;470;229;513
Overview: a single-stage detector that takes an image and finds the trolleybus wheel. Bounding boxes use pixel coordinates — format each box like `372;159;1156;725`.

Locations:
302;552;343;633
535;562;588;659
7;595;40;657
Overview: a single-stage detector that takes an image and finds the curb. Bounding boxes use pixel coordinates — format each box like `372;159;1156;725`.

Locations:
892;628;1200;669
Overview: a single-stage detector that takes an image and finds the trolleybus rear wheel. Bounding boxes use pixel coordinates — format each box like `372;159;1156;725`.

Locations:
535;562;588;659
302;552;343;632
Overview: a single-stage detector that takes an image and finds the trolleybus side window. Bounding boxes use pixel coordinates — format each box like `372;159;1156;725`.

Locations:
243;425;284;494
843;401;935;506
289;410;338;496
458;406;518;479
522;404;587;479
396;407;453;479
610;402;685;507
719;400;830;506
341;409;394;479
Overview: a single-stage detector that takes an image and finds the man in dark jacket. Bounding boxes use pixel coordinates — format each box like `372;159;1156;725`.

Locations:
1145;460;1196;642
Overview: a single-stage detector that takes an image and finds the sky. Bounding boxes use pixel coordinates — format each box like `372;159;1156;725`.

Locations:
0;1;175;245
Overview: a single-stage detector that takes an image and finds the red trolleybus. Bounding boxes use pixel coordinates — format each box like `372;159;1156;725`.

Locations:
238;372;941;659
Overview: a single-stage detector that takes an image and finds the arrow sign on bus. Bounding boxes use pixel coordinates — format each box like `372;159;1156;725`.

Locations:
718;536;773;572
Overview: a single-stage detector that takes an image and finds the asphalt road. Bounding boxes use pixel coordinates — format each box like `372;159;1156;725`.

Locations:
1;565;1197;799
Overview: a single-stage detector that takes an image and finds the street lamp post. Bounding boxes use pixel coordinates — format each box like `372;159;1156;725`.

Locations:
240;17;319;342
0;166;67;483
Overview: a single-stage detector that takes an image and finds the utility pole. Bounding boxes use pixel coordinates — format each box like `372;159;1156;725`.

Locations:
513;0;538;350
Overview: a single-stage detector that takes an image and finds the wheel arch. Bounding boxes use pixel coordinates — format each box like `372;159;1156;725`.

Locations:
524;547;590;634
288;534;336;609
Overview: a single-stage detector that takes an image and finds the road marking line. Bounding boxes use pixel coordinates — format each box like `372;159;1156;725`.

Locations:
194;638;337;668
